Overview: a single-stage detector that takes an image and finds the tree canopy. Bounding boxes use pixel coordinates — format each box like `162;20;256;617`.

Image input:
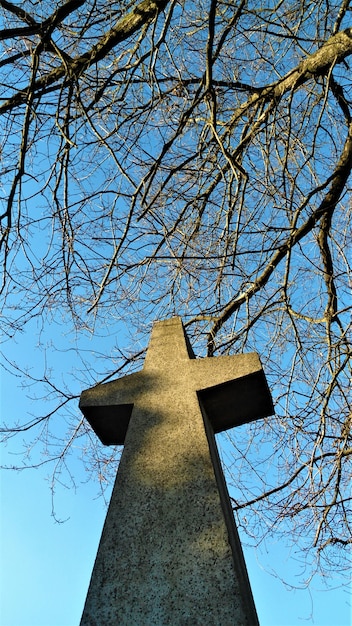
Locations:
0;0;351;583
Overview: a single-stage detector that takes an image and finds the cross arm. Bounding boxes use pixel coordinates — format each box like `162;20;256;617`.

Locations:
79;371;145;445
191;353;274;433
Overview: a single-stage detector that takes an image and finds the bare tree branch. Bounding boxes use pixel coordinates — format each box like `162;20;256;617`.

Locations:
0;0;351;578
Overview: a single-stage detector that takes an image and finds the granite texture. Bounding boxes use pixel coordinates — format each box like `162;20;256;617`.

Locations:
79;317;273;625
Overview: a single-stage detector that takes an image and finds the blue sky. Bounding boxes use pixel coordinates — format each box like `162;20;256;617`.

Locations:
1;324;351;626
0;3;351;624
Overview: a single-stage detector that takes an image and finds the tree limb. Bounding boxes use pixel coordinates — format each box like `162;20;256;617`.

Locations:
207;119;352;352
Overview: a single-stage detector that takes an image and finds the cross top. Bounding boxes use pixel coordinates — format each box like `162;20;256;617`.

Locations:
80;316;273;445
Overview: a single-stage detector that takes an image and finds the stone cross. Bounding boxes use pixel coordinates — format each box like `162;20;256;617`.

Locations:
79;317;273;626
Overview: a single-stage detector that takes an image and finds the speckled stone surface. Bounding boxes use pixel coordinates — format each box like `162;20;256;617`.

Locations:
79;317;273;626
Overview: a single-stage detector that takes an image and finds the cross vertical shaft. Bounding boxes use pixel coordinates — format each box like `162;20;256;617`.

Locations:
79;317;274;625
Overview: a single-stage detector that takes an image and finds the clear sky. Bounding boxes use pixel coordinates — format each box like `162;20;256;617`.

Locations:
1;322;351;626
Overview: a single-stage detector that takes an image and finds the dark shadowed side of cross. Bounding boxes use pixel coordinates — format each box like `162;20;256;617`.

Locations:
79;317;274;626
